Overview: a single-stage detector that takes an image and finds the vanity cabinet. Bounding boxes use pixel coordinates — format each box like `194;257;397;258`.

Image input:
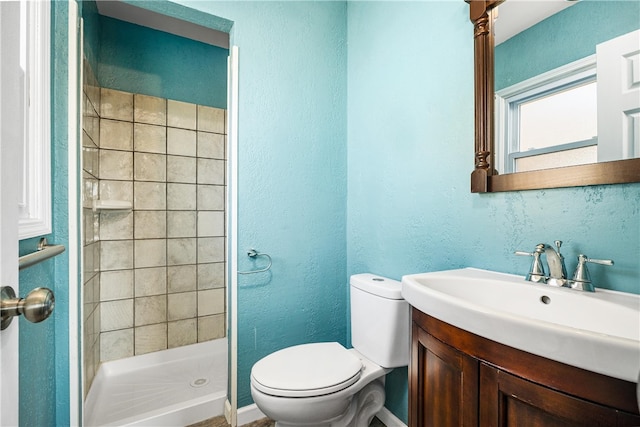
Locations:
409;308;640;427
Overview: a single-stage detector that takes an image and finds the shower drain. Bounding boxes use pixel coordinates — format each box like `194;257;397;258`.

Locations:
190;377;210;388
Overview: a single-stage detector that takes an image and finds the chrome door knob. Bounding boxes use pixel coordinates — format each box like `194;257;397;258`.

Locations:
1;286;55;330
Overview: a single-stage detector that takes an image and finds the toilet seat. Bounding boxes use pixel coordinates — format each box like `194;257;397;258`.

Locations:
251;342;362;398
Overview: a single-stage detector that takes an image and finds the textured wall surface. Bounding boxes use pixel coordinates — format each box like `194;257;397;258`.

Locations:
496;1;640;90
97;15;228;108
347;2;640;423
39;1;640;425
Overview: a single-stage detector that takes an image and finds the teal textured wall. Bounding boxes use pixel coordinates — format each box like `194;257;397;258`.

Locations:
19;2;72;426
97;15;228;108
41;1;640;425
347;1;640;422
496;1;640;90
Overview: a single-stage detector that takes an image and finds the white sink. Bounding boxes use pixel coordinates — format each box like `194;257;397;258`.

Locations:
401;268;640;383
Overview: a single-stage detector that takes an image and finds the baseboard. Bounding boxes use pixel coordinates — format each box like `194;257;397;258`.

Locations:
376;406;407;427
237;403;266;426
235;403;406;427
224;399;233;425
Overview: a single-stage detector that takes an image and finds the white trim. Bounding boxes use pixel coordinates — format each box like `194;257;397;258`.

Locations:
67;1;80;425
18;0;51;239
234;403;407;427
236;403;266;426
496;54;596;101
227;45;240;427
376;407;407;427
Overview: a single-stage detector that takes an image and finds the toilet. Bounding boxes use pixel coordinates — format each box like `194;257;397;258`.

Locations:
250;274;410;427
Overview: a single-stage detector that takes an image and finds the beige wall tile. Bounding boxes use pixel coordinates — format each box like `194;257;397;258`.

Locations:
134;239;167;268
135;323;167;355
134;182;166;210
197;132;225;159
167;156;197;183
168;265;197;293
100;119;133;151
101;240;133;270
134;211;166;239
100;270;134;301
134;123;166;154
83;175;99;209
99;149;133;181
101;88;133;121
134;94;166;126
99;180;133;204
168;183;196;210
167;292;197;321
198;314;225;342
197;158;224;185
197;237;225;263
197;211;224;237
82;144;99;178
167;128;197;157
198;288;225;316
135;267;167;297
167;238;197;265
101;329;134;362
134;152;166;182
135;295;167;326
167;100;196;130
167;211;196;238
101;299;134;331
197;263;225;290
197;105;225;134
100;211;133;240
197;185;224;211
168;319;197;348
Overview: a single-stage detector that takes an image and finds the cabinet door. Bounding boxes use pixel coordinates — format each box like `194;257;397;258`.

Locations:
410;326;478;427
479;364;626;427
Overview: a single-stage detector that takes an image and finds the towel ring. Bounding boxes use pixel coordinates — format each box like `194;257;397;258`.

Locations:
238;249;272;275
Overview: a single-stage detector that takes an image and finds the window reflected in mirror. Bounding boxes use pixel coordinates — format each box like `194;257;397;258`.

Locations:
493;0;640;175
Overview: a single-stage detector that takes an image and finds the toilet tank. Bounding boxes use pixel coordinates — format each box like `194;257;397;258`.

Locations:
350;274;410;368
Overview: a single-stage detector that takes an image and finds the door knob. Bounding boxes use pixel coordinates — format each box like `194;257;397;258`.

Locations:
1;286;55;330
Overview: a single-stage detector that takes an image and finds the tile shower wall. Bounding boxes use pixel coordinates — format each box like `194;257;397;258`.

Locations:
82;59;227;391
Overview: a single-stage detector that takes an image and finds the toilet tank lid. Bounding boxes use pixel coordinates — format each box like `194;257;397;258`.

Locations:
350;273;403;300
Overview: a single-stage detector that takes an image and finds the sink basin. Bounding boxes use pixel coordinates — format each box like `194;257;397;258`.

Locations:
401;268;640;383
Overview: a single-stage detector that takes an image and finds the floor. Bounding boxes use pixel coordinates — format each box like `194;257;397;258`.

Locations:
189;415;387;427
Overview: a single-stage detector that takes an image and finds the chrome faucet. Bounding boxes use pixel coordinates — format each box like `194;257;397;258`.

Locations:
515;240;614;292
543;240;568;287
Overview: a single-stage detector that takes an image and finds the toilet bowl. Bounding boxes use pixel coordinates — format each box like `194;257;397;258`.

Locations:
250;274;410;427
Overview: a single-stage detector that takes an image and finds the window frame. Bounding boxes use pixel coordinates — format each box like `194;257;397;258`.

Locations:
19;0;52;239
495;55;597;175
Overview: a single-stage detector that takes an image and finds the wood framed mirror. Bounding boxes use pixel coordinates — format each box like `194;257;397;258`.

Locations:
467;0;640;193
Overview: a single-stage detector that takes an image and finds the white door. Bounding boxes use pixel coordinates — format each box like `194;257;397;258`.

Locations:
597;29;640;162
0;1;24;425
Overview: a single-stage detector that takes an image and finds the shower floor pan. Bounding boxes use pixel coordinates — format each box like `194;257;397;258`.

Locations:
85;338;228;426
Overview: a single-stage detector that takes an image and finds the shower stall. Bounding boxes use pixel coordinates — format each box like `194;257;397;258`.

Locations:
80;4;231;425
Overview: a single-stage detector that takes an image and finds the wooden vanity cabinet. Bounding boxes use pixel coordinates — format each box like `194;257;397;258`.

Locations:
409;308;640;427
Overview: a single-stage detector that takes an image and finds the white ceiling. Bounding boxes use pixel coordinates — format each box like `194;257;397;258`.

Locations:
494;0;578;45
96;1;229;49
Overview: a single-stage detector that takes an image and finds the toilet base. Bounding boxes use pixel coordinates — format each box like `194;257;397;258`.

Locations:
273;380;385;427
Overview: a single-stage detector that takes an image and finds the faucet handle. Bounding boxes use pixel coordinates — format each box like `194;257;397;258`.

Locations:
515;244;546;283
571;254;614;292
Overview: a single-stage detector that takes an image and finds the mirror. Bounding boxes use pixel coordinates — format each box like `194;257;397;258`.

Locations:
467;0;640;193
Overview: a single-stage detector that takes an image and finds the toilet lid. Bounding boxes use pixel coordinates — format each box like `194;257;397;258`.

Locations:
251;342;362;398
